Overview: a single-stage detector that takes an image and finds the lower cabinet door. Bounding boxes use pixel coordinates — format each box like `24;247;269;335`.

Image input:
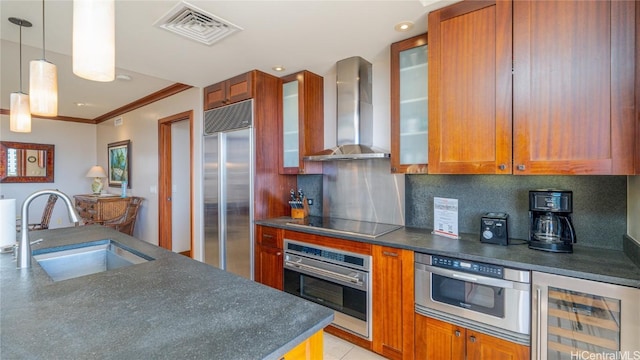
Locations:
255;244;283;290
372;245;414;360
415;315;465;360
415;315;530;360
466;330;530;360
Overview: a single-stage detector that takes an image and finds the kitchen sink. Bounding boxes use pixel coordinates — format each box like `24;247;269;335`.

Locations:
33;240;154;282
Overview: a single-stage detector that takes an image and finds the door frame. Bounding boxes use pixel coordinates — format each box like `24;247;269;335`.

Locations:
158;110;194;255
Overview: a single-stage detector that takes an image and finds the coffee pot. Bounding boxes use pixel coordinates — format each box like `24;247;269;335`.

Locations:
529;190;576;253
533;213;560;241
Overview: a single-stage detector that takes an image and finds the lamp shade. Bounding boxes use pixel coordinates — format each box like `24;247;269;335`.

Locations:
86;165;107;178
72;0;115;82
29;59;58;116
9;92;32;133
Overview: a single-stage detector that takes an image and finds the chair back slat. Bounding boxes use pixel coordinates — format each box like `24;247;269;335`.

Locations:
30;194;58;230
102;197;143;236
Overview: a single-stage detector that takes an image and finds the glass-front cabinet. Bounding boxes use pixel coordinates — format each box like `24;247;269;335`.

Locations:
279;71;324;175
282;80;300;168
390;33;428;174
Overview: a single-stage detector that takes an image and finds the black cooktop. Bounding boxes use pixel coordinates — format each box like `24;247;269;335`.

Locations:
287;216;402;239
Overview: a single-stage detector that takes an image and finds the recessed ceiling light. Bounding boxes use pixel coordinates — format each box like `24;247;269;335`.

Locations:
116;74;132;81
272;66;285;72
394;21;414;32
74;102;87;107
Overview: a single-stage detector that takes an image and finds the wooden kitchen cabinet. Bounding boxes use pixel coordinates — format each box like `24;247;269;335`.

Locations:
372;245;414;360
254;225;284;290
390;33;429;174
428;0;637;175
415;315;529;360
428;0;513;174
279;71;324;175
512;0;637;174
203;71;254;110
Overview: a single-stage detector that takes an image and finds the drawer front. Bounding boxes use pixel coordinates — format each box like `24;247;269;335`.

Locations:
258;226;282;248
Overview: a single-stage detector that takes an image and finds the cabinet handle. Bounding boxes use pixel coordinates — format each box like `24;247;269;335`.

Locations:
263;234;274;239
382;251;398;257
454;330;461;337
499;164;506;170
516;164;526;171
276;252;282;256
469;335;476;343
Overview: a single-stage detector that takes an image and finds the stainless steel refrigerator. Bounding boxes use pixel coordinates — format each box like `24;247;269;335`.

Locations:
203;99;254;280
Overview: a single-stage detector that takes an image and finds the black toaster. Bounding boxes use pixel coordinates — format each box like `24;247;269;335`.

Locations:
480;212;509;245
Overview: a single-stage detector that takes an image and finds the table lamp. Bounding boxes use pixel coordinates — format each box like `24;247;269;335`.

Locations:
86;165;107;194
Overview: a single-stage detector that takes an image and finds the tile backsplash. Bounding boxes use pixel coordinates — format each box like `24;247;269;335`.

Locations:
406;175;627;250
299;171;627;251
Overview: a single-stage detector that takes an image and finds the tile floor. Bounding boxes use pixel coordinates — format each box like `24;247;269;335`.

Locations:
323;332;387;360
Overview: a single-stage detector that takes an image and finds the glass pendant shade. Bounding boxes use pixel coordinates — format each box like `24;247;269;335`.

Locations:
72;0;115;82
10;92;32;133
29;59;58;116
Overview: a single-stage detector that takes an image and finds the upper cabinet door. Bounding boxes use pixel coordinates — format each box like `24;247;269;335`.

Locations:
279;71;324;175
428;1;513;174
513;0;636;174
390;33;429;174
204;72;254;110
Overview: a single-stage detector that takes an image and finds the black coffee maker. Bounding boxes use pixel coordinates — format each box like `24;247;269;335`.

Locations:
529;190;576;253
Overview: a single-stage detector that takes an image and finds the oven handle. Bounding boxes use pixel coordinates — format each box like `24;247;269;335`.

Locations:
420;264;529;290
285;260;365;287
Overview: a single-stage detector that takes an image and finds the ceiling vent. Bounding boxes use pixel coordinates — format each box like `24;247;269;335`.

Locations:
154;1;243;46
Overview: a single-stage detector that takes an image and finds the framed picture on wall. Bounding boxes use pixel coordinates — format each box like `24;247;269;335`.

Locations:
107;140;131;188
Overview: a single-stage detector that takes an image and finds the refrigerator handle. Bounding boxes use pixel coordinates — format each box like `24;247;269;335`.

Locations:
535;287;542;360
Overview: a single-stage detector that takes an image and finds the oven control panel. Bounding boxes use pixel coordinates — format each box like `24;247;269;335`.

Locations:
431;255;503;279
284;240;369;270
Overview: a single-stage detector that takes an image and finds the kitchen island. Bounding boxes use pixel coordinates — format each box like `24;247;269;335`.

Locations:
0;226;333;359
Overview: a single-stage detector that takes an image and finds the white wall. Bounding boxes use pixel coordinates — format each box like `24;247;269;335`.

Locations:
95;87;202;251
628;176;640;241
0;116;97;227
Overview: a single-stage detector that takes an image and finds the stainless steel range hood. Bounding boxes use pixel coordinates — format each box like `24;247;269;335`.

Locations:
304;56;390;161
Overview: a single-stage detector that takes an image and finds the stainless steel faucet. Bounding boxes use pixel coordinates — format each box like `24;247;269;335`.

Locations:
17;189;80;269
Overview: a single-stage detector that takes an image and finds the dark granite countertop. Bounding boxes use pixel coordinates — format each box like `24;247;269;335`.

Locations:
0;226;333;360
257;217;640;288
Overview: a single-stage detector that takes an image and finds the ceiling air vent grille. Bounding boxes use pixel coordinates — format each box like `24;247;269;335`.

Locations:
154;1;243;46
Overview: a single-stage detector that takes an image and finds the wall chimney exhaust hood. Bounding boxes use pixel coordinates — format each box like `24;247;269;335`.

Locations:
304;56;390;161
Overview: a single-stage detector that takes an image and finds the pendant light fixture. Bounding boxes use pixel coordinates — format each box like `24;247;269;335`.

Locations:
30;0;58;117
9;17;32;133
73;0;115;82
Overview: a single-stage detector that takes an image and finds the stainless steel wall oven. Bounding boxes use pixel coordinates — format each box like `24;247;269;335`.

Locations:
415;253;531;345
283;239;371;339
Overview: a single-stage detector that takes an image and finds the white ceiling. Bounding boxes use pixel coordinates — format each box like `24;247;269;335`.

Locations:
1;0;455;120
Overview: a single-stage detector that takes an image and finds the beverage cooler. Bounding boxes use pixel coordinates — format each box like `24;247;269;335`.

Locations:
531;272;640;360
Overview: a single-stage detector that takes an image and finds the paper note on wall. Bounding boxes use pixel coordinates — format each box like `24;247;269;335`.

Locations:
433;197;459;239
